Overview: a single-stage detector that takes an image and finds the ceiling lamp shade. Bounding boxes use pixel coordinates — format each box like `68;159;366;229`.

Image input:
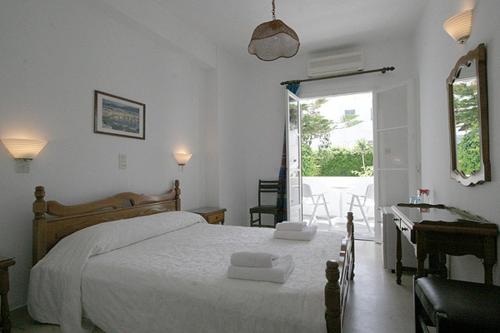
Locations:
248;0;300;61
1;138;47;159
443;9;473;44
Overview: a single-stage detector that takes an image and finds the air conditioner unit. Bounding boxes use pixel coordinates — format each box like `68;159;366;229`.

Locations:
307;51;364;78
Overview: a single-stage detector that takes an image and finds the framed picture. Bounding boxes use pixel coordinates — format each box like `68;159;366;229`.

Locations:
94;90;145;139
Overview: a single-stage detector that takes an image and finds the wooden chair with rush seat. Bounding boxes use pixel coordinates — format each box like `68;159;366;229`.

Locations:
249;180;280;228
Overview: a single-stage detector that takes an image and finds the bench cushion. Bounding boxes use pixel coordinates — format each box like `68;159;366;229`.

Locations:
415;277;500;330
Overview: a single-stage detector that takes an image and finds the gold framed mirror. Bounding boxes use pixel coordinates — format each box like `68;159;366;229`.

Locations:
447;43;490;186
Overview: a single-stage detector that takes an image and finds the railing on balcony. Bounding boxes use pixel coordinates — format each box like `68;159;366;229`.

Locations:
303;176;375;238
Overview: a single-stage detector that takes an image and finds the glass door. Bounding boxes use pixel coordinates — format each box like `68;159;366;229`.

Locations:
373;84;411;243
286;90;303;222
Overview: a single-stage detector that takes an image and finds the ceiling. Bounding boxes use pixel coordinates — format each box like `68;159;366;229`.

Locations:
157;0;429;58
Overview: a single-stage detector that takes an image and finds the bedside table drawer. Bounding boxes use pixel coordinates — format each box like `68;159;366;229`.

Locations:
208;212;224;224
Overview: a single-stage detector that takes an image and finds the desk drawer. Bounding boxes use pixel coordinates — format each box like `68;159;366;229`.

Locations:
393;216;401;229
207;212;224;224
400;220;413;243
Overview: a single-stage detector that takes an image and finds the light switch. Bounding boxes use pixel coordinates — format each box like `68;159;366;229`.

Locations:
118;154;127;169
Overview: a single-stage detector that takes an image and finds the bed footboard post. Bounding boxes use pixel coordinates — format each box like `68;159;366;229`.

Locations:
325;260;341;333
33;186;47;265
174;179;181;210
347;212;355;280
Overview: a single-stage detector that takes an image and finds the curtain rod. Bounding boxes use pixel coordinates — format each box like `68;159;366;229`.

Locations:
280;66;395;86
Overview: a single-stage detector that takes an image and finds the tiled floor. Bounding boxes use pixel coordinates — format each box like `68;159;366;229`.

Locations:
10;241;414;333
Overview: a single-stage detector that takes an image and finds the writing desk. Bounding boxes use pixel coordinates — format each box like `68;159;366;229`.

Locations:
391;204;497;285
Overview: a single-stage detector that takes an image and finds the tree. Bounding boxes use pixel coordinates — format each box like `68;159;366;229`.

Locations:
339;114;362;128
300;98;334;147
353;139;372;170
301;144;319;176
300;97;372;177
457;127;481;176
453;81;481;176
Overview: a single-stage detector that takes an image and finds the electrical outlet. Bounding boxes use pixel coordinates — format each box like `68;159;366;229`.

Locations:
118;154;127;170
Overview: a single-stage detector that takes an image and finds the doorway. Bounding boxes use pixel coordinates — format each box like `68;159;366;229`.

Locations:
286;82;414;243
299;92;375;239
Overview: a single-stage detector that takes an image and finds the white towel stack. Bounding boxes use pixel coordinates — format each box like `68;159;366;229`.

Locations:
227;252;294;284
275;222;307;231
274;222;318;241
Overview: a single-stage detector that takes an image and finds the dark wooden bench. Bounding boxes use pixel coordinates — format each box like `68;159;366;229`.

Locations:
414;277;500;333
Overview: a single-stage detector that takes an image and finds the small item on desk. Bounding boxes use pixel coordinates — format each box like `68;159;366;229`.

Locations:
275;221;307;231
230;252;278;268
418;188;430;204
227;255;295;283
273;225;317;241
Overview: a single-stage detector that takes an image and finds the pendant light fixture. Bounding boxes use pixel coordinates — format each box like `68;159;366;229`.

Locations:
248;0;300;61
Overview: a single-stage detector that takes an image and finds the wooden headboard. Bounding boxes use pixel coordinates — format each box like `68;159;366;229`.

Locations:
32;180;181;265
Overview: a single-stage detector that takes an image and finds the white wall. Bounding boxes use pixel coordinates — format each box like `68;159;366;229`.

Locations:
0;0;217;308
415;0;500;283
221;37;420;227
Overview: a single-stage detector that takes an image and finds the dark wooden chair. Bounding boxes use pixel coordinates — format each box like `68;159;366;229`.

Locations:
414;277;500;333
249;180;280;228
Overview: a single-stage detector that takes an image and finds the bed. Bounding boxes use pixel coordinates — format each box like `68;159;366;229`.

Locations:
28;180;355;333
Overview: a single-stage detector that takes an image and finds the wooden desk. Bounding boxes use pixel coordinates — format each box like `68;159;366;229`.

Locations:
391;204;497;285
0;257;15;333
190;207;226;225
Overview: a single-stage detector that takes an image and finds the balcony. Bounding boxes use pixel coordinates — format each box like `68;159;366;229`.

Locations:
303;176;375;240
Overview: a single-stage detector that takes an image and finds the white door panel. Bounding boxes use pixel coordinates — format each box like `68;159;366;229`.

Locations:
374;84;412;243
286;90;303;222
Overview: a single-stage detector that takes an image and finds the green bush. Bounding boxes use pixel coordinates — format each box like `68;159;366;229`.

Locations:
302;144;373;177
301;144;319;176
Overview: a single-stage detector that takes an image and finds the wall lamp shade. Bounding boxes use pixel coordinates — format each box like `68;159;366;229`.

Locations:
173;152;192;166
1;138;47;159
248;0;300;61
444;9;473;44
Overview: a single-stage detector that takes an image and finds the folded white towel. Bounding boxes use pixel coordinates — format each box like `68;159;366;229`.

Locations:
273;225;318;241
275;222;307;231
230;252;278;268
227;255;294;284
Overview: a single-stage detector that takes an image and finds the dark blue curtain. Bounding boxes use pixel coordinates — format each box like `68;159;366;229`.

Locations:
276;133;287;222
277;84;300;222
286;83;300;95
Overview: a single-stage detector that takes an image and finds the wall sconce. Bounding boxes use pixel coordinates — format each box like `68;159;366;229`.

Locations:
443;9;473;44
1;138;47;173
173;152;192;170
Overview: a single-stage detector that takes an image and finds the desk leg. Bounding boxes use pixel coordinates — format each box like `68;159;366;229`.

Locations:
416;239;426;279
438;253;447;279
0;268;11;333
484;236;495;285
396;226;402;285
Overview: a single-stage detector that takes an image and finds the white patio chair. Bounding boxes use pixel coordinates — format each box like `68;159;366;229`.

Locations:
303;183;332;226
348;183;374;234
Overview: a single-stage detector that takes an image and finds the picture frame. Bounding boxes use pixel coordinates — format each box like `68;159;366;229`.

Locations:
94;90;146;140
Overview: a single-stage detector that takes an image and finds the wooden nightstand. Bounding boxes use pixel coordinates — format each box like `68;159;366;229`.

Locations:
0;257;15;333
190;207;227;225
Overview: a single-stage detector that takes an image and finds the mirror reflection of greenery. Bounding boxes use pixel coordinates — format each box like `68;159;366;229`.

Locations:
453;81;481;177
300;98;373;177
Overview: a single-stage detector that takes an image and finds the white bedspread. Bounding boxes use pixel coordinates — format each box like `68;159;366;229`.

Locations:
28;211;345;333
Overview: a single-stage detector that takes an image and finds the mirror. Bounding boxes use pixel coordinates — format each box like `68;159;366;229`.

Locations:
447;44;490;186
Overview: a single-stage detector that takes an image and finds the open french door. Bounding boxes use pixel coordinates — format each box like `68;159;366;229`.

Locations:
286;90;303;222
373;81;419;242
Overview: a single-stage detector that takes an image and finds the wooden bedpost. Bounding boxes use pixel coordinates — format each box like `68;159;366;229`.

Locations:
347;212;355;280
33;186;47;265
325;260;341;333
174;179;181;210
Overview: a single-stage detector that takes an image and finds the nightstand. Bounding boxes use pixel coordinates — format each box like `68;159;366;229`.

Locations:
190;207;227;225
0;257;15;333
